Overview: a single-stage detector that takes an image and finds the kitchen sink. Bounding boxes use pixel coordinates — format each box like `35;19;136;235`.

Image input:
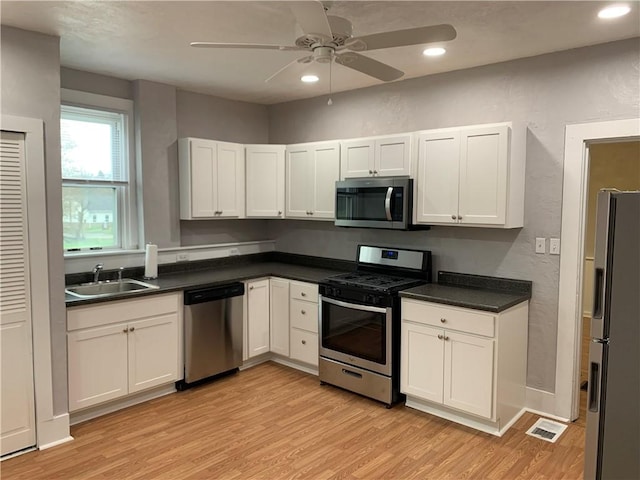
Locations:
65;279;159;299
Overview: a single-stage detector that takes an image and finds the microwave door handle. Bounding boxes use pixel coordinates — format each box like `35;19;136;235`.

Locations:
384;187;393;221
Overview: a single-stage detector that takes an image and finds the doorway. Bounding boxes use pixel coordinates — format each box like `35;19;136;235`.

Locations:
556;118;640;423
578;141;640;419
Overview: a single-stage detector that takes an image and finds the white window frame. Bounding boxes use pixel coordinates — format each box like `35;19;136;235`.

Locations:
61;89;139;254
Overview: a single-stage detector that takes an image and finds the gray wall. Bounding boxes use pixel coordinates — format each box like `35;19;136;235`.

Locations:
267;38;640;392
61;67;133;99
1;26;67;414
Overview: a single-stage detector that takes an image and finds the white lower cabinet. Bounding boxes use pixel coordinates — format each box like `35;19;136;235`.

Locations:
289;281;319;367
67;293;181;412
401;298;528;436
245;278;270;358
269;277;290;356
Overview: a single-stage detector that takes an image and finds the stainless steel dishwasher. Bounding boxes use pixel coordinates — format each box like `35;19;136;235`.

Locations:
177;282;244;390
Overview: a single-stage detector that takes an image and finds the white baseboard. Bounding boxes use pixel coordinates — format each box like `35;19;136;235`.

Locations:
271;356;318;376
37;413;73;450
525;386;570;422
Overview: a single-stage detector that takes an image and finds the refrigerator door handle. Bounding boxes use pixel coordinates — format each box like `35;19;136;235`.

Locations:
588;358;600;412
593;267;604;319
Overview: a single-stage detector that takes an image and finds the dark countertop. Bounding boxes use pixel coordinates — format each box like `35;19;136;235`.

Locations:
399;271;532;313
65;255;351;307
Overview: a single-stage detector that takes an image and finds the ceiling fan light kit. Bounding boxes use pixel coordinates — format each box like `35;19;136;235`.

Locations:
191;1;457;85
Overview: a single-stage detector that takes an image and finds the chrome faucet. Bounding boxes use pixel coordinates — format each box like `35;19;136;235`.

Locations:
92;263;104;283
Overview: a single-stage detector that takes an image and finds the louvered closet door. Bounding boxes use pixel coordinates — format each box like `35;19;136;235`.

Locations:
0;131;36;456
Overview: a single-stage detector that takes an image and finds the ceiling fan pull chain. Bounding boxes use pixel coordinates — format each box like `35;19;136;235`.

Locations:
327;57;333;106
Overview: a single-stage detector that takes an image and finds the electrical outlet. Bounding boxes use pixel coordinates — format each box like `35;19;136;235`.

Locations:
550;238;561;255
229;248;240;256
535;237;546;254
176;252;189;262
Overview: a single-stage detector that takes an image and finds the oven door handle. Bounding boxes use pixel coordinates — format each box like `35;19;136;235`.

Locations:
384;187;393;221
321;295;387;314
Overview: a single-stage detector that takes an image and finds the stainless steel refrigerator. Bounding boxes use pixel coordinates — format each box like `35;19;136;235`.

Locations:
584;190;640;480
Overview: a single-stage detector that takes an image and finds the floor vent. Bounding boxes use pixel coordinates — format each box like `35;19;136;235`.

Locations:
525;418;568;443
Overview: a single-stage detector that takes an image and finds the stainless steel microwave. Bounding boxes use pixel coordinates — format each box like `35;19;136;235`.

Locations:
335;176;417;230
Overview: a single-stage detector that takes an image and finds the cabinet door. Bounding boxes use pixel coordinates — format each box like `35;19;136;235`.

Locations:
400;322;444;403
443;331;494;419
269;278;290;356
285;146;311;219
375;135;412;177
415;131;460;224
246;145;285;218
128;314;179;394
67;323;128;412
341;139;374;178
247;279;270;357
458;125;509;225
311;142;340;219
216;141;245;218
188;138;218;218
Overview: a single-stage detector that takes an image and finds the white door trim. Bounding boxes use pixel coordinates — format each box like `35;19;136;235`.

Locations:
1;115;71;450
557;117;640;420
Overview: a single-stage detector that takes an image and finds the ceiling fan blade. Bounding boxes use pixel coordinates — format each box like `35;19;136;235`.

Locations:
346;24;457;52
190;42;303;51
264;55;314;83
335;52;404;82
288;1;332;39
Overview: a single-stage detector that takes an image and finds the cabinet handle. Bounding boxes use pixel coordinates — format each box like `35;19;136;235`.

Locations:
440;318;446;323
278;210;282;215
437;334;444;340
369;170;373;175
249;286;254;290
129;327;135;332
123;328;129;333
373;170;378;175
451;214;457;220
457;215;462;220
301;310;306;314
444;335;449;341
301;340;307;345
309;211;314;215
301;292;306;297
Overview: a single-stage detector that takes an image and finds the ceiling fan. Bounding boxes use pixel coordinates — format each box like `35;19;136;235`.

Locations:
190;1;457;83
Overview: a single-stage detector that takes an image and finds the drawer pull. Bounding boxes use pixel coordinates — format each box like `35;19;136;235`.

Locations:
129;327;135;332
301;310;306;314
444;335;449;341
440;318;446;323
342;368;362;379
301;292;307;297
123;328;129;333
301;340;306;345
437;334;444;340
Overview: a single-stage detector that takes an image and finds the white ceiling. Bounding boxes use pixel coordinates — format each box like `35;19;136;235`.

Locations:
1;1;639;105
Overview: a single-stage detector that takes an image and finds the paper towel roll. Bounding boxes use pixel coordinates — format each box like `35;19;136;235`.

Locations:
144;243;158;279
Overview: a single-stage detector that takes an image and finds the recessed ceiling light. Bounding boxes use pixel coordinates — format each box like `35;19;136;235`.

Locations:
598;4;631;18
423;47;446;57
301;75;319;83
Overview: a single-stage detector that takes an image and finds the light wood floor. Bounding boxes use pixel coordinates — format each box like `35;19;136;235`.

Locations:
2;362;585;479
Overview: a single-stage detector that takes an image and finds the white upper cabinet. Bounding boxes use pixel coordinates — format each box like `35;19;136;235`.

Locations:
179;137;245;219
245;145;285;218
341;134;412;179
415;123;524;228
286;141;340;220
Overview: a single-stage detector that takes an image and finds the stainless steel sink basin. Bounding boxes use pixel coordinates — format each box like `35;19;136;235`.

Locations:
65;279;159;299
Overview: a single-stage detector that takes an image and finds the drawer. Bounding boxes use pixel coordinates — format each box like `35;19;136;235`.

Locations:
290;281;318;303
290;299;318;333
290;328;318;366
401;299;495;337
67;292;181;331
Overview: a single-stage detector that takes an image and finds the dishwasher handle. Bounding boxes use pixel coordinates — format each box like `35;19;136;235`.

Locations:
184;282;245;305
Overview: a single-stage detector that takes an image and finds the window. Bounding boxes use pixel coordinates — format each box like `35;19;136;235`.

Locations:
61;90;137;252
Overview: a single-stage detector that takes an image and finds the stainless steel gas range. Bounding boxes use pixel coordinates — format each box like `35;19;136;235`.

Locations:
318;245;432;407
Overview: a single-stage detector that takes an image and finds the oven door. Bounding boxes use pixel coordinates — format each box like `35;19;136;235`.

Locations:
319;295;392;376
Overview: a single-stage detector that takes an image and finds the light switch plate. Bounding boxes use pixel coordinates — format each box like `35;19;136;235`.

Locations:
550;238;560;255
535;237;546;254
